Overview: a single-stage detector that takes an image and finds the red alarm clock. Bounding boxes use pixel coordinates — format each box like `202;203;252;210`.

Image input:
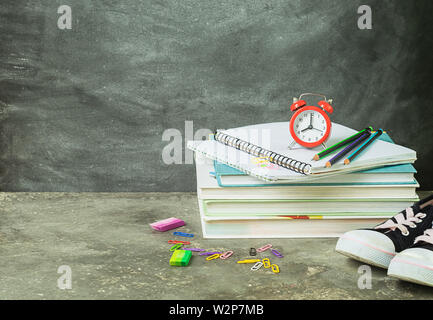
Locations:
288;93;334;149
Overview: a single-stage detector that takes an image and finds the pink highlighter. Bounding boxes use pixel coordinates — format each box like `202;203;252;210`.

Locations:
150;217;185;232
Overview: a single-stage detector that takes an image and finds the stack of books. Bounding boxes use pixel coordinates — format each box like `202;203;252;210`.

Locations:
189;122;418;238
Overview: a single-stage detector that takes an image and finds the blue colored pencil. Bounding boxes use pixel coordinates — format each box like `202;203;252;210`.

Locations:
344;129;383;165
325;131;371;168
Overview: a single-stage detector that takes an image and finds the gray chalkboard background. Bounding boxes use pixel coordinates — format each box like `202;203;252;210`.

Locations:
1;0;432;191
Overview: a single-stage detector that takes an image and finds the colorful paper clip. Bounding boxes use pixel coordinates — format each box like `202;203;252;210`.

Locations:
262;258;271;268
257;244;273;253
271;249;283;258
168;240;191;245
237;259;261;264
169;243;183;251
183;248;205;252
271;264;280;273
220;251;234;260
199;251;222;256
251;261;263;271
206;254;221;261
173;231;194;238
250;248;257;256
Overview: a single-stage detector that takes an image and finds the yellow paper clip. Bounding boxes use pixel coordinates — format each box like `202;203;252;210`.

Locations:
271;264;280;273
236;259;261;264
262;258;271;268
206;254;221;261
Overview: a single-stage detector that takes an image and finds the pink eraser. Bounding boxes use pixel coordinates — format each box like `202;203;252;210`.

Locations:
150;217;185;232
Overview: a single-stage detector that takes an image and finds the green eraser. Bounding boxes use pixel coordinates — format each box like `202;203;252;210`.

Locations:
169;250;192;266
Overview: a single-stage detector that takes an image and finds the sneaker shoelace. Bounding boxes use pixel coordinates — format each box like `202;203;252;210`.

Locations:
374;207;427;236
414;229;433;245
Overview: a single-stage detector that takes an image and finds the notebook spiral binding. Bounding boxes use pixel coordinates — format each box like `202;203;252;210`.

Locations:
214;131;312;175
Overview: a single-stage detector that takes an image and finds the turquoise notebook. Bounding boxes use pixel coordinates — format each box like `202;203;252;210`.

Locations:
212;133;417;187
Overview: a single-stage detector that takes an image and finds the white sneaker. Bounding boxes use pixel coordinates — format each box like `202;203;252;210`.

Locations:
335;195;433;269
388;228;433;287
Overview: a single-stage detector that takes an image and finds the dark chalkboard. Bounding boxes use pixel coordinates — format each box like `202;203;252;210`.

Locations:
1;0;432;191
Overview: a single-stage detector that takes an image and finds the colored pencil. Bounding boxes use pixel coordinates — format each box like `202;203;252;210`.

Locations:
344;129;383;165
313;127;372;160
325;131;371;168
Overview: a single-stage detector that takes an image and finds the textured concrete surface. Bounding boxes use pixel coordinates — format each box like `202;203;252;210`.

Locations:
0;192;432;300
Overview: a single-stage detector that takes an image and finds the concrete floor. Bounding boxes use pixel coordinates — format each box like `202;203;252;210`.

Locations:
0;192;432;300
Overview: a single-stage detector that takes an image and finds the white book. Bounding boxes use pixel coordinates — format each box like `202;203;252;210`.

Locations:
188;122;416;182
201;199;416;216
194;154;419;200
198;201;389;238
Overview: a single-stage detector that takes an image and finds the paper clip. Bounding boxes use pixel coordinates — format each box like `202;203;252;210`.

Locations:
271;264;280;273
220;251;233;260
250;248;257;256
199;251;222;256
206;254;221;261
237;259;261;264
271;249;283;258
257;244;272;253
168;240;191;245
169;243;183;251
251;261;263;271
262;258;271;268
183;248;205;252
173;231;194;238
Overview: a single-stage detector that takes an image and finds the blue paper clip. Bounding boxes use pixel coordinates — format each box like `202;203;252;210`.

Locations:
271;249;283;258
173;231;194;238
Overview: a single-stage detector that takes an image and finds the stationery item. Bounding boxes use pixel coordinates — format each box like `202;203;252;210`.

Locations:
237;259;261;264
220;251;234;259
169;243;183;251
313;127;373;160
345;129;384;165
169;250;192;267
173;231;194;238
168;240;190;245
262;258;271;268
201;198;418;216
150;217;185;232
249;248;257;256
199;251;222;256
271;264;280;273
206;254;221;261
325;130;371;168
183;248;206;252
257;244;273;253
271;249;283;258
187;122;416;182
251;261;263;271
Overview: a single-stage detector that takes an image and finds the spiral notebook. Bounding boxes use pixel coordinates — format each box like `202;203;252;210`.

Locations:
187;122;416;182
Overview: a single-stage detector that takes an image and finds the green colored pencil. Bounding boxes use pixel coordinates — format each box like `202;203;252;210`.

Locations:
313;126;373;161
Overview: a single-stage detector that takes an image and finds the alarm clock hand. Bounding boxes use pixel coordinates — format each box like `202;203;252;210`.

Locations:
301;126;311;132
311;127;323;133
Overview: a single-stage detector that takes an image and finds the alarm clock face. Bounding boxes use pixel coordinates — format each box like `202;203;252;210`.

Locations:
289;106;331;148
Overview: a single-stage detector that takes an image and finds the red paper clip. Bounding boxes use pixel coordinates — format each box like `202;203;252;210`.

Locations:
168;240;191;245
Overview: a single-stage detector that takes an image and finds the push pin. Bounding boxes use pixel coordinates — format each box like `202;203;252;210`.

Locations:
250;248;257;256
